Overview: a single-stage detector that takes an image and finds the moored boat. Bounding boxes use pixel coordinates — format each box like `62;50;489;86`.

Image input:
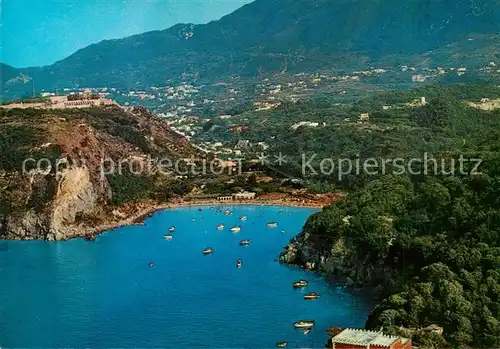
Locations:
239;239;252;246
202;248;214;255
236;259;243;268
224;209;232;215
292;280;308;288
302;328;311;335
267;222;278;228
169;226;175;232
148;262;154;268
303;292;320;300
230;226;241;233
293;320;315;328
163;234;173;240
240;215;247;221
217;224;224;230
276;341;288;348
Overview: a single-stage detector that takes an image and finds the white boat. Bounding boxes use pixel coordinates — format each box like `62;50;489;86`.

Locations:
303;292;320;300
267;222;278;228
239;239;252;246
293;320;315;328
236;259;243;268
276;342;288;348
302;329;311;335
163;234;173;240
148;262;154;268
240;215;247;221
224;209;232;215
292;280;308;288
202;248;214;255
230;226;241;233
217;224;224;230
169;226;175;232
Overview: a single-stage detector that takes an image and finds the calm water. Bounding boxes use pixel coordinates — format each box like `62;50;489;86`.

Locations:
0;205;371;348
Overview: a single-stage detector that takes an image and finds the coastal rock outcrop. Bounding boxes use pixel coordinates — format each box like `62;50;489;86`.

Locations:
279;225;392;288
0;105;201;240
49;166;102;240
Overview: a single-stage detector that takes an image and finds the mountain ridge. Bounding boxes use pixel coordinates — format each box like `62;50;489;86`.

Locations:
2;0;500;98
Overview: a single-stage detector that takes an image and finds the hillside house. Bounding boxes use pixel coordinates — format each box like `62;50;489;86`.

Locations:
229;125;249;133
234;140;251;150
359;113;370;121
412;74;426;82
331;328;411;349
290;121;320;130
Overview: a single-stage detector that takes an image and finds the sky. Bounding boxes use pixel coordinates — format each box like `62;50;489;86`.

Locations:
1;0;253;68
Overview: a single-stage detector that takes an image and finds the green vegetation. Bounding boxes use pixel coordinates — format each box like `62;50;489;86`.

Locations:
0;96;50;105
304;172;500;347
106;172;156;206
290;85;500;348
0;124;40;171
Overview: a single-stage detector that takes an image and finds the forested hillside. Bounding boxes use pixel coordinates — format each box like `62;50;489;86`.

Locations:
278;85;500;348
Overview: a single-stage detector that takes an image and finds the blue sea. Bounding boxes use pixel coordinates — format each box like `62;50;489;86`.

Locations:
0;205;371;348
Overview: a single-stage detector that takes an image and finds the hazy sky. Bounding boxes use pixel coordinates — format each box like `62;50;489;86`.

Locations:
2;0;253;68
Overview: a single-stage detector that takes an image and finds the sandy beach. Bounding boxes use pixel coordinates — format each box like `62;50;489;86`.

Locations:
88;198;327;236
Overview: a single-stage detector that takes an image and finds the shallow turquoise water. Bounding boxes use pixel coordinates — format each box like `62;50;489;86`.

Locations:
0;205;371;348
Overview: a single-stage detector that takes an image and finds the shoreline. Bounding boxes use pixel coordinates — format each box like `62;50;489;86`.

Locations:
89;199;325;237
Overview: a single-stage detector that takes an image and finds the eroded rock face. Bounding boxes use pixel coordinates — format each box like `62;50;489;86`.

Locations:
0;106;202;241
49;166;100;240
2;166;108;241
2;210;49;240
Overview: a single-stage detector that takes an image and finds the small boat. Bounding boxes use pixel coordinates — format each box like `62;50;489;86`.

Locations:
216;207;222;213
276;342;288;348
217;224;224;230
230;226;241;233
224;209;232;215
239;239;252;246
202;248;214;255
169;226;175;232
302;329;311;335
198;208;203;211
163;234;173;240
236;259;243;268
293;320;315;328
240;215;247;221
148;262;154;268
281;230;285;234
292;280;308;288
303;292;320;300
267;222;278;228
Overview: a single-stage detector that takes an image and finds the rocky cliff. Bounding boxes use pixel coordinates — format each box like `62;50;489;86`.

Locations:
279;229;395;288
0;105;200;240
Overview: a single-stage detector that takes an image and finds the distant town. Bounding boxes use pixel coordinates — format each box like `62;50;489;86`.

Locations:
2;61;500;166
